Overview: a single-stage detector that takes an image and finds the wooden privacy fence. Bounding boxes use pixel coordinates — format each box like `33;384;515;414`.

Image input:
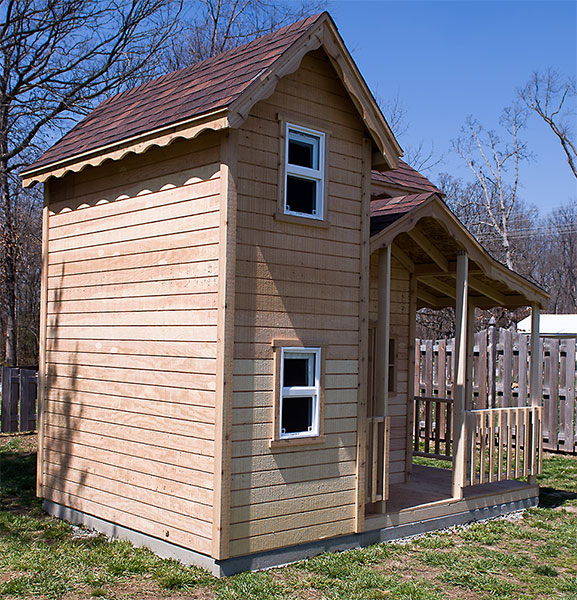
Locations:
1;367;38;433
415;326;577;454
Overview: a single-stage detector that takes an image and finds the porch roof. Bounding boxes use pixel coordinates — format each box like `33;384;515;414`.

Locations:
369;193;549;310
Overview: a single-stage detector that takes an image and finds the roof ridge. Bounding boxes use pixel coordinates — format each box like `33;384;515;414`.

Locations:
81;13;324;117
24;12;324;173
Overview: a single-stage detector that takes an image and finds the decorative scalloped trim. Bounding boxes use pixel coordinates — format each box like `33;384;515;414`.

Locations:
22;116;229;187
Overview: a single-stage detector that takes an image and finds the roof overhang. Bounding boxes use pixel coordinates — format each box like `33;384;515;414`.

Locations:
21;12;401;187
370;194;549;310
21;110;230;187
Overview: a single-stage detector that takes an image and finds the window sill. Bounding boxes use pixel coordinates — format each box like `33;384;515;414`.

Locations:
269;435;326;450
274;212;330;229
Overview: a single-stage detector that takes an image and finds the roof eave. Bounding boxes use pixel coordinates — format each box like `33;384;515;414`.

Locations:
370;194;549;309
21;109;230;187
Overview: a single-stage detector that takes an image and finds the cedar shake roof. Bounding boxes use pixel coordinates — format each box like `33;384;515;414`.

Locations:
370;192;434;236
371;160;442;195
27;14;322;171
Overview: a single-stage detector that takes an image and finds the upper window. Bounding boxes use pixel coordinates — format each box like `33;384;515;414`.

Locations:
284;124;325;219
279;347;321;438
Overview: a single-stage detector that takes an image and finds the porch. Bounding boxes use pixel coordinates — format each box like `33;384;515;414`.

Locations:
365;463;538;532
362;193;548;528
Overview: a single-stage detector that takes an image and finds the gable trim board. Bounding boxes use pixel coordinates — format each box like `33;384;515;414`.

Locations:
20;13;400;188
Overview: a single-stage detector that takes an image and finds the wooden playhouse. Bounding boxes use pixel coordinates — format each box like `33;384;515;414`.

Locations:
21;12;549;575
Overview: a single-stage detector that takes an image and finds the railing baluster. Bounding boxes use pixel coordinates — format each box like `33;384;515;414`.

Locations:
469;412;477;486
488;409;495;483
434;399;442;455
424;400;431;454
372;418;379;503
498;410;504;481
524;407;530;477
479;411;486;484
413;398;420;452
446;401;453;458
506;410;513;480
383;417;390;501
515;409;521;478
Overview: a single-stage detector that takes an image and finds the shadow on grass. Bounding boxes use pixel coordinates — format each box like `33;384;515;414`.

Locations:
539;487;577;509
0;435;41;516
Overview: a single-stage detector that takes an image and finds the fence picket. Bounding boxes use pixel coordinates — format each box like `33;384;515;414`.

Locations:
415;328;577;456
565;340;576;453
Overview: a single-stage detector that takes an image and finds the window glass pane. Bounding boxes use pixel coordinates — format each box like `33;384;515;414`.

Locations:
282;396;313;434
283;355;313;387
288;130;319;169
286;176;316;215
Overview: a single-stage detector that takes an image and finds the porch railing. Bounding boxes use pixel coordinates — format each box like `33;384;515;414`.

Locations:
465;406;543;485
366;415;390;504
413;396;453;460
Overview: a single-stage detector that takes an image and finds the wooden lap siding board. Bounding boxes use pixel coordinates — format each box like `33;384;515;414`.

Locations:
229;50;365;557
369;251;410;484
42;134;222;556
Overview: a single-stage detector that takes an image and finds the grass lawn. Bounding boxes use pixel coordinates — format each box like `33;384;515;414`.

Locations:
1;433;576;599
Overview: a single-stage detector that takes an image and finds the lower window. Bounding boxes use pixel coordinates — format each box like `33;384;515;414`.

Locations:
280;347;321;439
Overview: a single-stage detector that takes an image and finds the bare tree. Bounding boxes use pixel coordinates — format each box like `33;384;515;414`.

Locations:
540;200;577;312
377;91;443;173
377;91;409;139
163;0;326;69
1;0;177;365
519;69;577;178
452;107;530;270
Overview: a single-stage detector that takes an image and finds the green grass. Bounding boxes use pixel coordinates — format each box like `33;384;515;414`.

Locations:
1;433;576;599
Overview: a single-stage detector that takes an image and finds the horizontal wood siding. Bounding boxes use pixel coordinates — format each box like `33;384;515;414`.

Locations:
369;251;411;484
42;134;221;556
230;50;366;556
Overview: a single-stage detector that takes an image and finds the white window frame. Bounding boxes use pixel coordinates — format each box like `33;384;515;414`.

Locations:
279;347;321;439
284;123;325;220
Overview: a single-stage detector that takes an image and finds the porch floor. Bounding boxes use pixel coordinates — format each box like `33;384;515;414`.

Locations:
365;464;538;532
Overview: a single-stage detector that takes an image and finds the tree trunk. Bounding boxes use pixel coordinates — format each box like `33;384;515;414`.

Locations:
1;150;17;366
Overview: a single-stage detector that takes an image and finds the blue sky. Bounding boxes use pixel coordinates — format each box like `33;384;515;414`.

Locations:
328;0;577;215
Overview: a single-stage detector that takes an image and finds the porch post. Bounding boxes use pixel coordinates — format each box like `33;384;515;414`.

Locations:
375;245;391;510
376;245;391;416
465;303;475;410
529;302;541;484
452;251;468;499
530;303;541;407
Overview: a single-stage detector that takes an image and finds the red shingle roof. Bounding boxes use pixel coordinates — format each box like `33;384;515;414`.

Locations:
370;192;435;236
371;160;442;195
27;13;323;171
371;192;434;217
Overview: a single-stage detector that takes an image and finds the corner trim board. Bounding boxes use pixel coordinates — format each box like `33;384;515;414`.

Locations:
213;129;239;560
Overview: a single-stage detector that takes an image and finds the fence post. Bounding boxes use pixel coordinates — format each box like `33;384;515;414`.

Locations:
529;303;542;483
487;318;497;408
19;369;38;432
